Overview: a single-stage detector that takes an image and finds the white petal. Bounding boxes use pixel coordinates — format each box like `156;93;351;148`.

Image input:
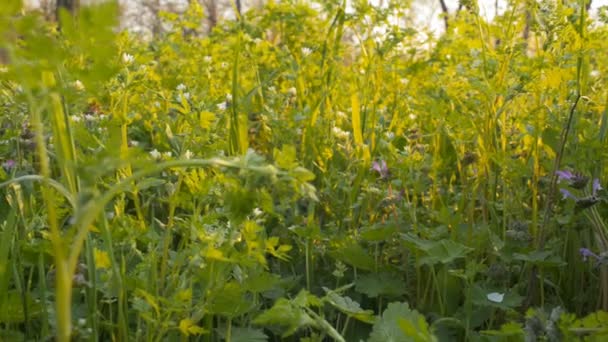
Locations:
487;292;504;303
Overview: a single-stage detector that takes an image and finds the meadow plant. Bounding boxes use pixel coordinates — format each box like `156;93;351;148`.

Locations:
0;0;608;341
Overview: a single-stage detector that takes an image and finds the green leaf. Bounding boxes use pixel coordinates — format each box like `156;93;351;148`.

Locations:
355;272;407;298
402;236;473;266
323;287;375;323
330;240;376;271
219;327;268;342
513;251;566;267
253;298;317;337
274;145;298;170
208;282;254;318
368;302;436;342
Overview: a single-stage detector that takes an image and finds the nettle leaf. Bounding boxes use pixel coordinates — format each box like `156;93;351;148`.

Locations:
355;272;407;298
208;282;254;318
513;251;566;267
368;302;436;342
323;287;375;323
406;238;473;266
218;327;268;342
329;240;376;271
253;298;317;337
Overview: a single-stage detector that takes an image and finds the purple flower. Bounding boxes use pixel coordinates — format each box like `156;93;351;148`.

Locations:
593;179;603;194
556;170;589;189
372;160;390;180
580;248;600;262
2;159;15;171
560;188;577;201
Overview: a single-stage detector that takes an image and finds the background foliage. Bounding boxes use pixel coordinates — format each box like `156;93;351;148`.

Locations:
1;0;608;341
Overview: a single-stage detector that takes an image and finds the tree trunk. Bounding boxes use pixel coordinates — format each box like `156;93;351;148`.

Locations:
55;0;79;19
439;0;449;31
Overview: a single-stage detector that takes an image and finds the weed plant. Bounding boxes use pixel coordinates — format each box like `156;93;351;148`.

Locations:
1;0;608;341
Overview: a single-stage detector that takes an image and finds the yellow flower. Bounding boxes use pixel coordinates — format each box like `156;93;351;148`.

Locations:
94;248;111;269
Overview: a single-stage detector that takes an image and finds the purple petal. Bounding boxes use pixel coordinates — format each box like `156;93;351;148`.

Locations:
560;188;577;200
2;159;15;169
380;160;388;171
556;170;574;181
580;248;600;262
371;162;381;174
593;179;603;194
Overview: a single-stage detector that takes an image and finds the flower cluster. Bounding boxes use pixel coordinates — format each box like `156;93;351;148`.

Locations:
557;170;604;210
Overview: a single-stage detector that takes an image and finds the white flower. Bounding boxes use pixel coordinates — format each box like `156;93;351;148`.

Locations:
336;111;347;120
225;93;233;101
268;86;276;93
176;93;190;102
130;140;140;147
73;80;85;91
252;208;263;217
203;56;212;63
217;102;228;110
399;78;409;86
122;53;134;64
385;131;395;140
486;292;504;303
84;114;98;122
163;152;172;159
332;126;350;139
220;62;229;69
149;149;161;160
409;113;417;120
70;115;82;123
184;150;193;159
287;87;297;96
301;47;312;56
590;70;601;78
78;318;87;326
176;83;187;91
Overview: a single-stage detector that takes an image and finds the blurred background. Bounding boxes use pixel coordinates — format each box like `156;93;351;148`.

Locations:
21;0;608;39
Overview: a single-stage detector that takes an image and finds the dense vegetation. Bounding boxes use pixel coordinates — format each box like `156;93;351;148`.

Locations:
1;0;608;340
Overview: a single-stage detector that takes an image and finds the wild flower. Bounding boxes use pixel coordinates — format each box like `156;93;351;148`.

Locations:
183;150;193;159
287;87;297;97
580;248;600;262
217;102;228;110
332;126;350;140
149;149;161;160
556;170;589;189
176;83;187;91
558;171;603;210
73;80;85;91
122;53;134;64
301;47;312;56
2;159;15;171
371;160;390;180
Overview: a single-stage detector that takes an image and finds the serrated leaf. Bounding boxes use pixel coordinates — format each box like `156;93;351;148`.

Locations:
323;287;375;323
253;298;317;337
330;240;376;271
355;272;407;298
368;302;436;342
